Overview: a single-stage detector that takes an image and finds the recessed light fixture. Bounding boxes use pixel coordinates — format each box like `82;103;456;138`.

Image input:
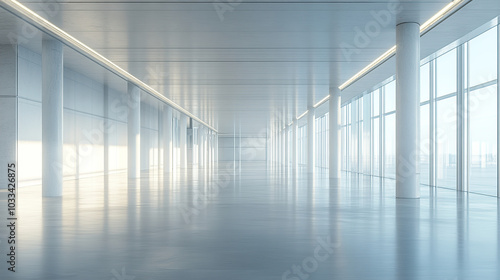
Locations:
338;0;465;91
0;0;218;132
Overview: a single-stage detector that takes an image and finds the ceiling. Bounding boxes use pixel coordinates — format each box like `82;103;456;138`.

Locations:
3;0;500;135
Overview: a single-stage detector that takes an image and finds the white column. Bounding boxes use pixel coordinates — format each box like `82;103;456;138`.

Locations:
127;82;141;178
103;85;110;176
329;87;341;179
307;109;315;174
198;126;203;167
396;22;420;199
163;106;173;174
284;127;289;168
0;45;18;190
206;130;210;167
210;131;214;166
281;129;285;167
42;39;64;197
180;114;187;169
215;132;218;164
292;122;297;171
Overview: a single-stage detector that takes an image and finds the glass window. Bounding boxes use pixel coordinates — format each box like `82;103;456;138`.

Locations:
468;85;497;196
436;96;457;189
385;81;396;112
384;113;396;179
436;49;457;97
373;89;380;116
351;100;359;172
420;104;430;185
469;27;498;87
372;116;380;176
421;63;430;103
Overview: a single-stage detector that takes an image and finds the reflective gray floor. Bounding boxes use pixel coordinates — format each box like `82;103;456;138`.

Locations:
1;162;500;280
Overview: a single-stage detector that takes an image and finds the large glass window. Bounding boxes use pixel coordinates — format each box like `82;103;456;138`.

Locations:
436;49;457;97
420;63;431;185
436;96;457;189
468;85;497;195
384;81;396;179
467;27;498;195
372;89;380;176
351;100;359;172
420;104;430;185
435;49;458;189
384;113;396;179
469;27;498;87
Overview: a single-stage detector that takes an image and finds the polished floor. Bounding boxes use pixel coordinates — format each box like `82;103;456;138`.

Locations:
1;162;500;280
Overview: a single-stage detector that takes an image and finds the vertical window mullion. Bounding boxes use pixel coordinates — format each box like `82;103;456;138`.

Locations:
497;23;500;197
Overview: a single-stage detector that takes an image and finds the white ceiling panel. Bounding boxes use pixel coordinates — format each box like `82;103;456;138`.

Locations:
2;0;498;135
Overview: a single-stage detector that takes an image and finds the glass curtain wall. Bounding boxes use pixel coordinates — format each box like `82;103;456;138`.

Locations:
340;22;499;197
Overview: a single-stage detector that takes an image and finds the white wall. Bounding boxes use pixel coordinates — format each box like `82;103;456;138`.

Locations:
18;46;129;185
218;135;267;163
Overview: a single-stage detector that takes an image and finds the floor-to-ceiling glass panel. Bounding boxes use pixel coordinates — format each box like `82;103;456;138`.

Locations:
384;113;396;179
468;85;497;196
436;96;457;189
420;104;430;185
346;124;351;171
358;98;364;173
372;89;380;176
372;116;380;176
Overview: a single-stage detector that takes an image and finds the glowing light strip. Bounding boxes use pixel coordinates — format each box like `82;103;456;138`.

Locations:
313;95;330;108
339;0;464;91
288;121;293;127
339;46;396;91
0;0;217;132
420;0;463;34
296;110;309;120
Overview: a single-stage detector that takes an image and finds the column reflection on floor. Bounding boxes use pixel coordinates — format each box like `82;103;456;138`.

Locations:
1;164;500;279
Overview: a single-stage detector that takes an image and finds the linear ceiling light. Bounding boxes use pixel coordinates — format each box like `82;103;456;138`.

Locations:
296;110;309;120
313;95;331;108
338;0;465;91
0;0;217;132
